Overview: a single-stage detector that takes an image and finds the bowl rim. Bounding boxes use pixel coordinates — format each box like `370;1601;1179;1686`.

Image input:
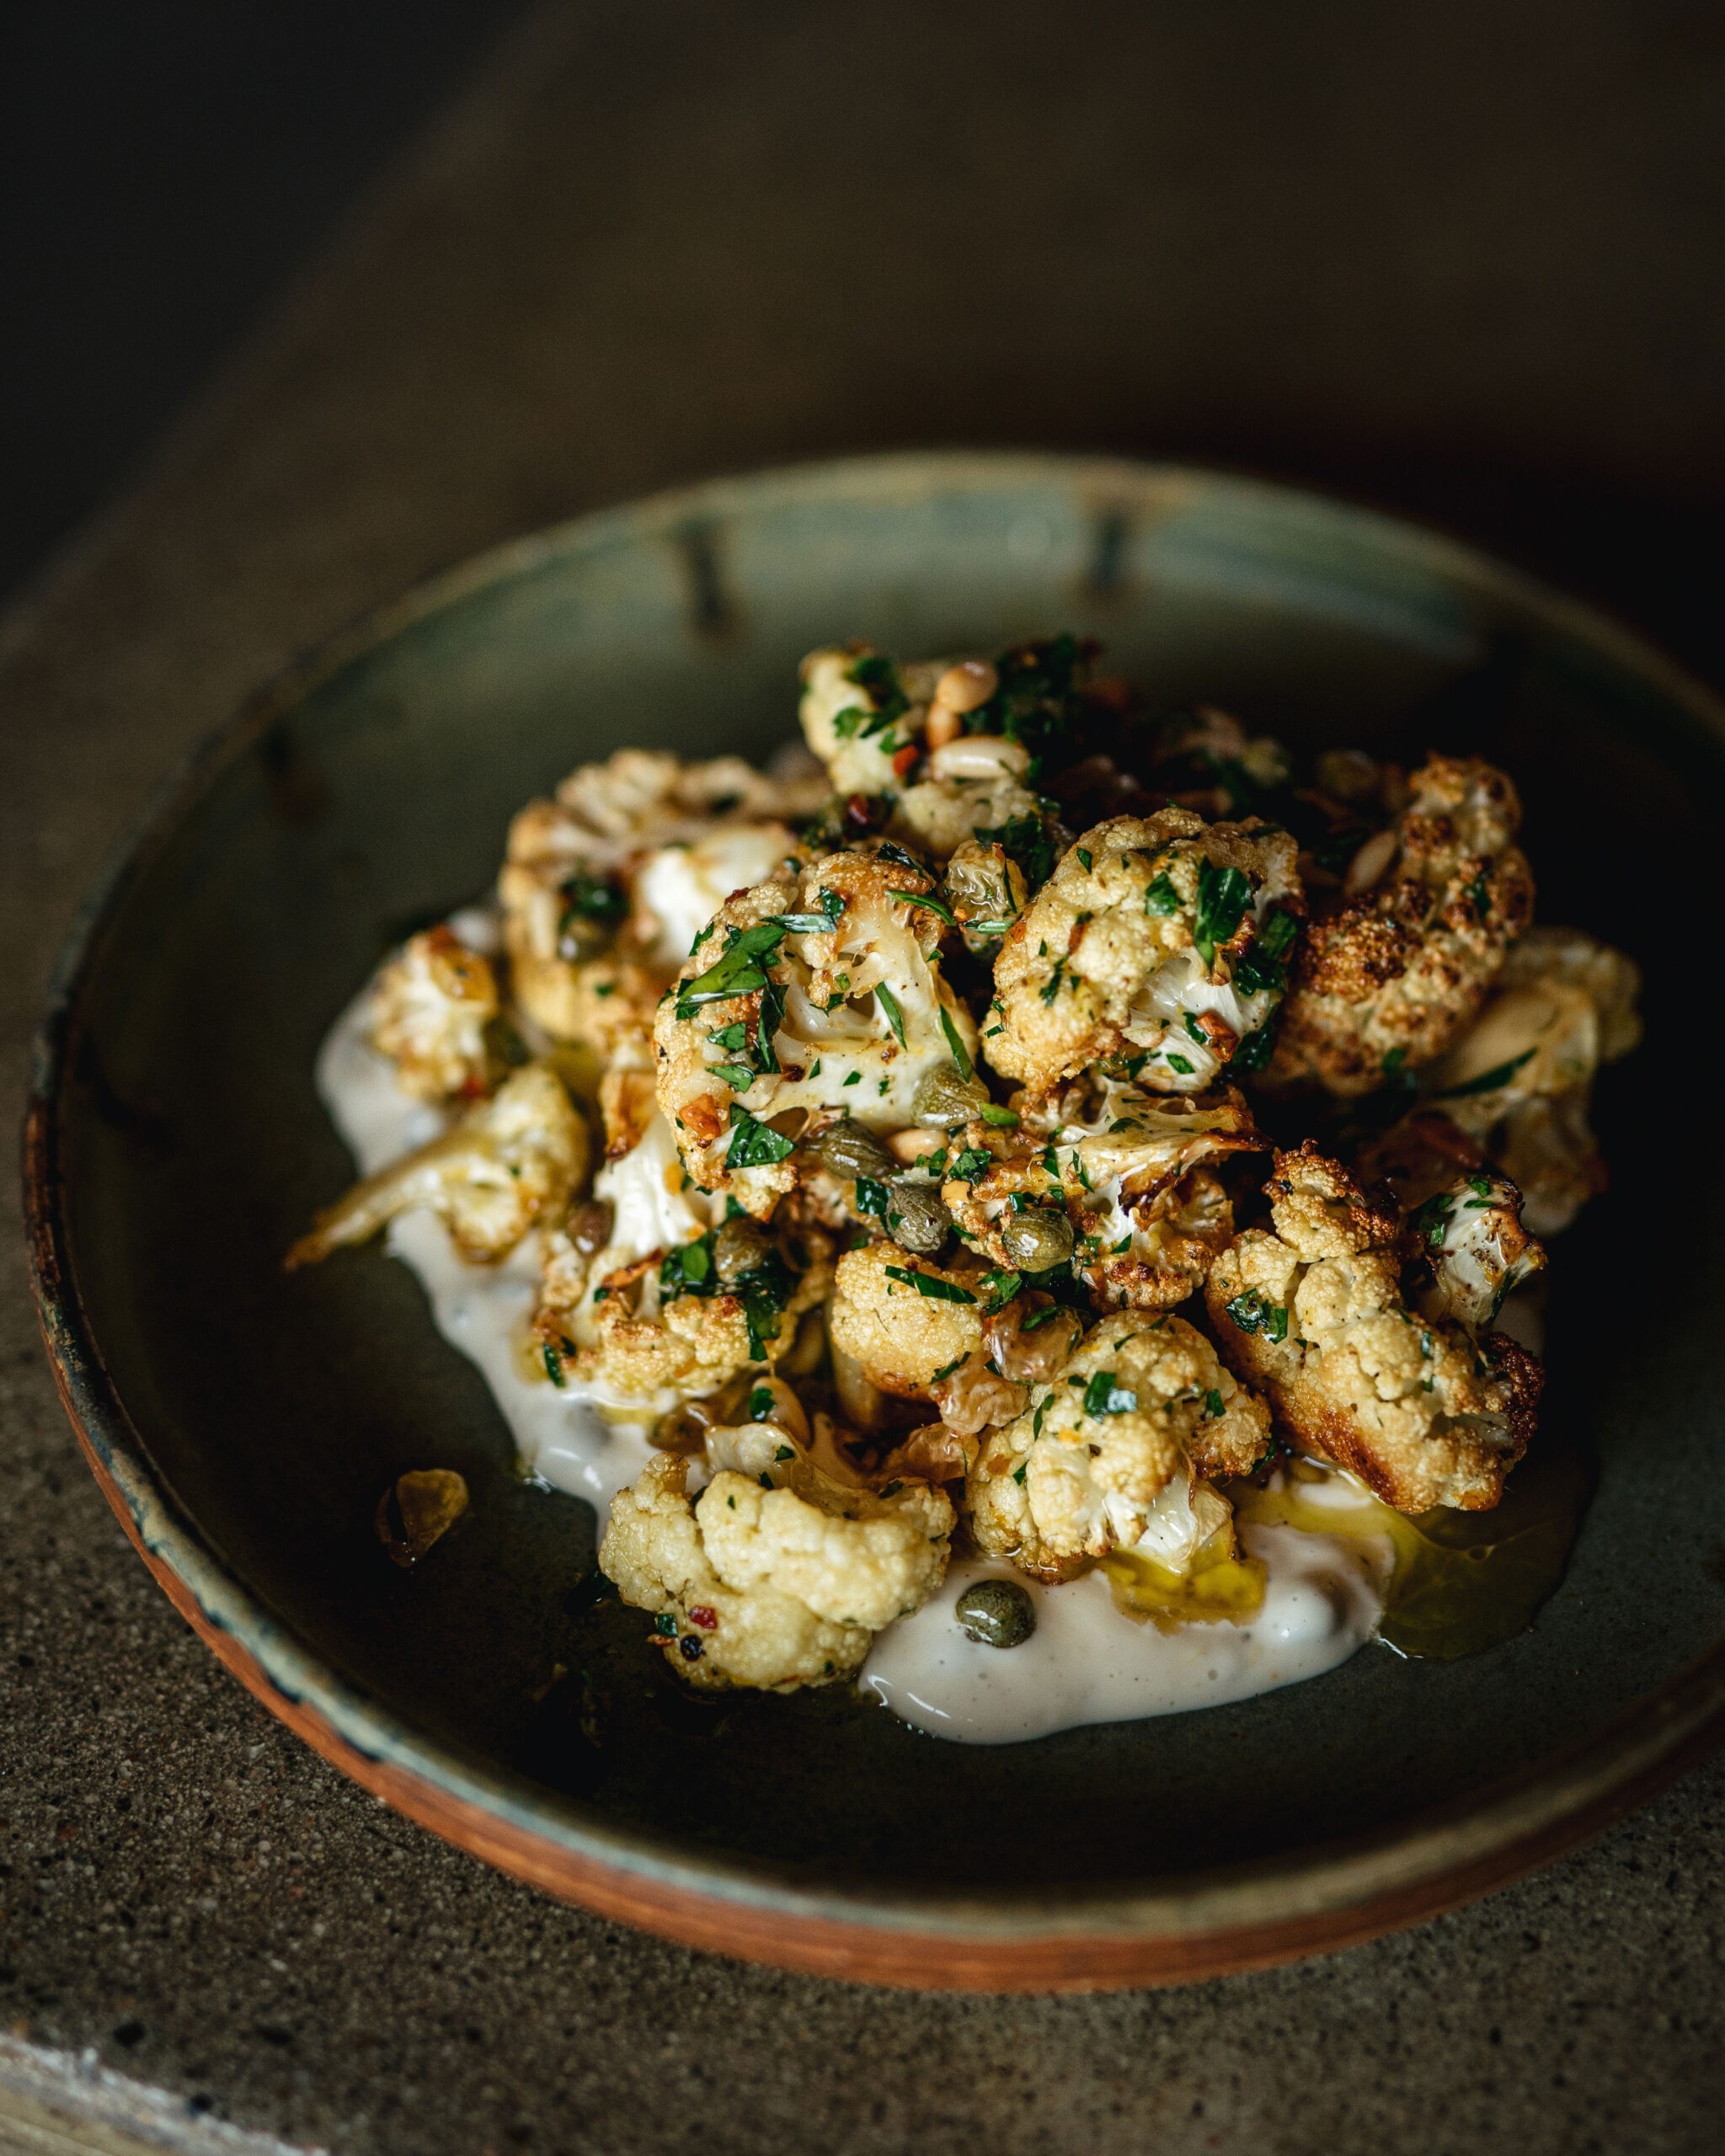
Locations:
24;447;1725;1990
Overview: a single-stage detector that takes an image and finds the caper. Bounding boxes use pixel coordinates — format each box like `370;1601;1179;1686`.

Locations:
884;1177;950;1255
713;1214;775;1285
913;1063;990;1128
566;1198;615;1257
955;1578;1036;1649
945;845;1014;918
999;1209;1075;1272
811;1118;898;1183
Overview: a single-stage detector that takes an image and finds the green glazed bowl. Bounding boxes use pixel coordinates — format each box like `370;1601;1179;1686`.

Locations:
25;454;1725;1988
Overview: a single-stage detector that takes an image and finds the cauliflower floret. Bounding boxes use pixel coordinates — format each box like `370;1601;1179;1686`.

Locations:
370;926;499;1102
986;810;1302;1096
824;1241;1033;1438
965;1311;1271;1582
944;1077;1262;1309
653;845;980;1214
499;747;822;1043
598;1444;953;1692
1406;1169;1546;1331
1268;755;1535;1097
534;1119;831;1412
1205;1144;1542;1513
287;1063;588;1267
1408;926;1641;1235
800;643;1078;873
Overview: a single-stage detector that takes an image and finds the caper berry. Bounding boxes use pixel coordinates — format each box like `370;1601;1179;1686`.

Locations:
566;1198;615;1257
811;1118;899;1184
713;1214;775;1285
884;1177;950;1255
999;1208;1075;1272
955;1577;1036;1649
913;1063;990;1128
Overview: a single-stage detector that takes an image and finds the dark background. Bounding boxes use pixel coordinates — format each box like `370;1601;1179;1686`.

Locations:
4;0;1723;664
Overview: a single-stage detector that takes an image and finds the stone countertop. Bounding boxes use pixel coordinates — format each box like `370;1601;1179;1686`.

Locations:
5;5;1725;2151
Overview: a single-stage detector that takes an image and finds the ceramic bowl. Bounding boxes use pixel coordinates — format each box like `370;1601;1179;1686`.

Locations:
26;453;1725;1989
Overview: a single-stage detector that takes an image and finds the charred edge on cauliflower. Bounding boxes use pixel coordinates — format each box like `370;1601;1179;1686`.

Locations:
1204;1142;1542;1513
1268;755;1535;1098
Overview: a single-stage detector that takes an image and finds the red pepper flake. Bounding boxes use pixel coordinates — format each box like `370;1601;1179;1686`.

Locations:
689;1604;719;1630
891;744;921;782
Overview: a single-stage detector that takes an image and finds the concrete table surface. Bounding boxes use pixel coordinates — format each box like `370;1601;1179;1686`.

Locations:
5;5;1725;2150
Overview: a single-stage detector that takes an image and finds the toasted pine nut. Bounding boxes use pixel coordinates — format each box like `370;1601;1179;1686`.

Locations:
925;658;999;747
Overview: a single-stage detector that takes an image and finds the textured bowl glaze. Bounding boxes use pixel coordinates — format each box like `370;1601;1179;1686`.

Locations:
25;454;1725;1988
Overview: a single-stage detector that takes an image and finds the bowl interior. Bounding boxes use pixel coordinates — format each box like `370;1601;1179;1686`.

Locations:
51;458;1725;1897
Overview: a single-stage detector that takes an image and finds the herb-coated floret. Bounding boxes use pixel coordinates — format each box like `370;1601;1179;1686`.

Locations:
1269;755;1535;1097
964;1310;1271;1582
370;926;499;1102
534;1114;832;1412
287;1063;589;1267
499;747;821;1043
825;1241;1033;1438
1406;1168;1546;1331
598;1438;953;1692
652;845;980;1214
985;809;1302;1097
945;1077;1263;1310
1205;1143;1542;1513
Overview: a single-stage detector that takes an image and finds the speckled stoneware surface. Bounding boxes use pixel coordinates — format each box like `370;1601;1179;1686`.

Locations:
26;454;1725;1984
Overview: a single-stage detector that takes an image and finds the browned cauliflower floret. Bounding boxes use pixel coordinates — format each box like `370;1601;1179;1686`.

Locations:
825;1241;1038;1439
945;1077;1263;1310
986;810;1301;1097
499;747;822;1043
1205;1144;1542;1513
598;1438;953;1692
1268;755;1535;1097
800;644;1076;872
287;1063;588;1267
652;845;980;1214
1408;926;1641;1235
534;1133;832;1413
964;1311;1271;1582
1405;1169;1546;1331
370;926;499;1102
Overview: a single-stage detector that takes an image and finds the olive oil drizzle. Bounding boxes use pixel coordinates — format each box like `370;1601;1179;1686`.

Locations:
1232;1438;1594;1661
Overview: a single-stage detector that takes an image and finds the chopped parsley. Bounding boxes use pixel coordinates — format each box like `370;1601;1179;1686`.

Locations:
1021;1304;1065;1331
884;1266;976;1304
726;1104;797;1168
749;1385;776;1420
1082;1371;1138;1417
1204;1388;1224;1417
951;1147;991;1181
1145;873;1181;915
979;1268;1023;1312
1183;1010;1207;1045
1225;1289;1289;1342
709;1061;756;1091
938;1005;973;1079
874;981;907;1048
843;1070;862;1086
1039;960;1065;1006
979;1103;1019;1128
892;888;955;926
1165;1051;1195;1075
1076;847;1093;873
854;1176;890;1219
1194;859;1252;965
676;920;786;1015
1433;1049;1535;1100
775;889;846;933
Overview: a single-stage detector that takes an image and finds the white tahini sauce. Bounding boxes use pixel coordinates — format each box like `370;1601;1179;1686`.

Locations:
316;934;1391;1745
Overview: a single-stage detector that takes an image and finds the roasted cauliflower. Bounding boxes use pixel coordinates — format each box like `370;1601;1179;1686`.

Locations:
499;746;822;1042
1269;755;1535;1097
964;1310;1271;1582
370;926;499;1102
985;809;1302;1096
288;1062;588;1267
598;1437;953;1691
1205;1144;1542;1513
944;1076;1262;1309
534;1117;831;1413
653;844;980;1214
825;1241;1035;1438
1410;926;1641;1235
